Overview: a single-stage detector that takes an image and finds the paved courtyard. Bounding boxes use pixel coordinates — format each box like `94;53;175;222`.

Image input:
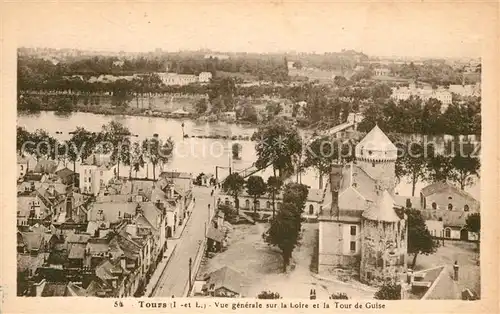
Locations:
197;222;375;299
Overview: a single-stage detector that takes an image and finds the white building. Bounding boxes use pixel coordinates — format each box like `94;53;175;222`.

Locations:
448;83;481;97
198;72;213;83
391;85;453;111
157;73;198;86
374;68;391;76
78;155;116;196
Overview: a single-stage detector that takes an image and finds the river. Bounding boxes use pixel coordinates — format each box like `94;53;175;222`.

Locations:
17;111;480;199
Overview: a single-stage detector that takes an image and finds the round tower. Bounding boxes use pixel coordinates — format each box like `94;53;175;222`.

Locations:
355;125;397;193
359;190;407;286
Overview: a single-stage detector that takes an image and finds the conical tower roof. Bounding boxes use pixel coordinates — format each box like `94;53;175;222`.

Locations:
355;125;397;161
362;190;400;222
357;125;397;152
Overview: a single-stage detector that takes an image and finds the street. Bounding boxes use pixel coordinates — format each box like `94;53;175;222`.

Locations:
153;185;217;297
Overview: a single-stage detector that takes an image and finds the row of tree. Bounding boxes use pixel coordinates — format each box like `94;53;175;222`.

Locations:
359;96;481;135
17;122;174;180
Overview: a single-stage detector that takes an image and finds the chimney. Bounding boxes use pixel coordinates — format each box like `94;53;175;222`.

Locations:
120;255;126;270
65;196;73;220
330;164;343;218
47;184;55;195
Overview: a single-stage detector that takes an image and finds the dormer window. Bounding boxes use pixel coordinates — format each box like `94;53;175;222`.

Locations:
448;203;453;211
448;196;452;200
431;202;437;210
368;150;373;155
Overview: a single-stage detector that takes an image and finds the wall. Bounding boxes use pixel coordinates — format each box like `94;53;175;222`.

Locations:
318;221;360;277
357;159;396;192
229;194;322;216
359;218;407;286
423;193;478;212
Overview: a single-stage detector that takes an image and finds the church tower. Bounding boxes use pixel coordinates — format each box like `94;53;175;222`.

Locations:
355;125;397;193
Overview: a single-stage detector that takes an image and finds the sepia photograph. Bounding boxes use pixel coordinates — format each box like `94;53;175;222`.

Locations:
1;1;498;312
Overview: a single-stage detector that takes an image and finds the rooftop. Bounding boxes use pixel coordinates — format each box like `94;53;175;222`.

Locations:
356;125;397;153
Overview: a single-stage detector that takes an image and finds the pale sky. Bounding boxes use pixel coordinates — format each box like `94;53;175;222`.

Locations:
7;1;496;58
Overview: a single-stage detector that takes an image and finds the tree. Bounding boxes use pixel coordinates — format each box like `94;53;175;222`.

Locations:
265;204;301;272
426;155;455;183
282;182;309;216
55;96;73;113
130;141;145;178
222;173;245;211
195;98;208;115
142;135;174;180
99;121;131;178
29;129;59;161
396;142;431;196
450;155;480;190
17;126;32;155
466;213;480;250
218;203;238;222
303;135;341;189
374;283;401;300
246;176;267;213
267;176;283;219
406;208;438;269
67;127;96;173
254;118;303;178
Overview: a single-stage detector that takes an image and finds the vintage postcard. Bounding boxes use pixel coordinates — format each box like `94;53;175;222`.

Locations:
1;1;498;313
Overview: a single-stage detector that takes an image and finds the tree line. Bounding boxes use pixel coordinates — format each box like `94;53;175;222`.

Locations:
17;122;174;180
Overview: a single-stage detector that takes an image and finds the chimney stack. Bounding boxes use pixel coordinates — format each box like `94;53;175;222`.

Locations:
330;164;343;218
65;196;73;220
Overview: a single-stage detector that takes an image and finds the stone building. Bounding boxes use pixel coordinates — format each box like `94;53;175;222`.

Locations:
318;125;408;286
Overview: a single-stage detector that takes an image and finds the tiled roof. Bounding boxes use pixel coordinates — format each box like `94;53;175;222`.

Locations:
89;202;138;223
41;283;69;297
55;167;75;179
95;259;123;281
17;253;47;273
34;160;58;174
420;182;478;205
362;190;401;222
68;243;86;259
420;209;473;228
66;233;91;244
160;171;192;179
19;232;44;251
203;266;247;295
206;227;224;243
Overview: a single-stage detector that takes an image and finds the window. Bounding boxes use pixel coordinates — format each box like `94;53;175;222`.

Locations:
372;162;375;167
464;205;470;212
20;165;24;170
245;199;250;209
431;202;437;210
445;228;451;238
350;241;356;252
309;204;314;215
448;196;452;200
350;226;356;236
448;203;453;211
266;201;271;209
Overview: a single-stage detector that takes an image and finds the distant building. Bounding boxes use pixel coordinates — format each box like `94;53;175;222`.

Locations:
199;72;213;83
157;73;198;86
204;54;230;60
448;83;481;97
391;85;452;112
374;68;391;76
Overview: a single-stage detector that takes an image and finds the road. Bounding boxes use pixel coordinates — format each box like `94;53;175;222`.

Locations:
154;185;217;297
